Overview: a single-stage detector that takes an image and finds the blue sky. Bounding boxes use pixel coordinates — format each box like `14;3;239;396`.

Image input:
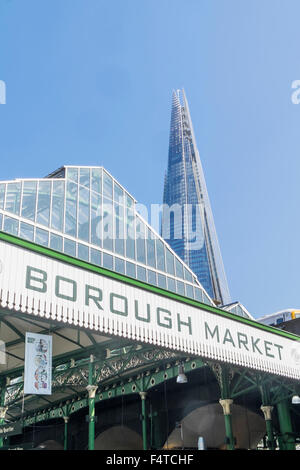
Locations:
0;0;300;318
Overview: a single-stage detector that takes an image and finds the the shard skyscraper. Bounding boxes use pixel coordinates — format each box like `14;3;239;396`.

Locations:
161;89;231;305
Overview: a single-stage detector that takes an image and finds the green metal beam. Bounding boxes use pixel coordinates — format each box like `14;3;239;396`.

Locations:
277;399;296;450
17;357;204;427
0;336;133;381
0;319;25;341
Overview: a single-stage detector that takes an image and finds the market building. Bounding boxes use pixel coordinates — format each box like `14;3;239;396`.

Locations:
0;166;299;450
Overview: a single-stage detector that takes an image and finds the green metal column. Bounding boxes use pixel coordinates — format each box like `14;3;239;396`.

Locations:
277;399;295;450
260;406;275;450
139;391;148;450
218;365;235;450
149;404;166;449
219;399;235;450
86;355;98;451
260;383;275;450
63;416;69;451
149;405;159;449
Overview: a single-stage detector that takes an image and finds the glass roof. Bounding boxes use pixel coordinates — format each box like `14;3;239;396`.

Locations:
222;301;254;320
0;165;215;307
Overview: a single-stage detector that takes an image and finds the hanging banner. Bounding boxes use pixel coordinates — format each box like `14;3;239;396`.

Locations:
24;332;52;395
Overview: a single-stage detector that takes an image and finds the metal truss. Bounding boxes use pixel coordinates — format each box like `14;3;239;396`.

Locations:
207;361;300;404
1;342;205;427
1;347;299;431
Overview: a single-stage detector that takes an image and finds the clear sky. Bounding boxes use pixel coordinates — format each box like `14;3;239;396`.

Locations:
0;0;300;318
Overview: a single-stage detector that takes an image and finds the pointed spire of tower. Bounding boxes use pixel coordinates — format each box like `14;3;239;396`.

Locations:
162;89;231;305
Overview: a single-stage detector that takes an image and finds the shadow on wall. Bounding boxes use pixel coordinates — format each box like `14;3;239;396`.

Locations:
163;403;266;450
94;425;143;450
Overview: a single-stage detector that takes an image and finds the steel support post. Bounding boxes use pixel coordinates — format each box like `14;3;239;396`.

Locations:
139;391;148;450
86;355;98;451
149;405;165;449
260;384;275;450
276;399;295;450
218;365;235;450
219;399;235;450
63;416;69;451
260;406;275;450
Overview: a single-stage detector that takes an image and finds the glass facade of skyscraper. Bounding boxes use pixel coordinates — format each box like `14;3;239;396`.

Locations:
162;90;231;305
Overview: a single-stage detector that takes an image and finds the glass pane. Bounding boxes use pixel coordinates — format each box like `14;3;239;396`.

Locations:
115;239;124;256
78;186;90;242
146;229;156;268
67;167;78;183
157;273;167;289
50;233;63;251
176;280;185;296
0;184;5;210
79;168;90;188
35;228;49;247
78;243;89;261
65;181;78;237
156;239;165;272
91;192;102;247
184;267;193;283
166;249;175;275
114;203;124;255
20;222;34;241
202;291;212;305
102;198;113;251
194;288;203;302
147;270;157;286
136;218;146;264
21;181;37;221
175;258;184;279
136;239;145;264
167;277;176;292
3;216;19;236
137;265;146;282
185;284;194;299
125;208;135;238
238;306;244;317
51;181;65;232
64;238;76;257
90;248;102;266
91;168;102;194
126;261;136;278
125;208;135;260
103;253;113;270
115;257;125;274
0;214;2;229
126;194;134;208
126;239;135;260
36;181;51;227
114;182;124;205
103;171;113;199
5;182;21;215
